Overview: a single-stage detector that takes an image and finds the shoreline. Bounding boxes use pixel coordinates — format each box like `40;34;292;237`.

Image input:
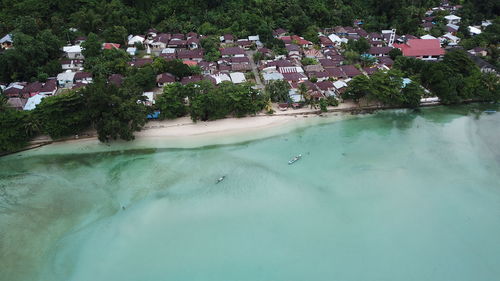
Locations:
1;101;445;157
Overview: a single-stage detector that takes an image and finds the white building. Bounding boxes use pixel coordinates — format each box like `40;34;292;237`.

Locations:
444;15;461;25
24;94;47;111
468;26;482;35
229;72;246;84
441;33;460;45
420;34;437;40
128;35;145;46
126;47;137;56
63;45;83;59
211;73;231;84
262;72;284;84
57;71;76;88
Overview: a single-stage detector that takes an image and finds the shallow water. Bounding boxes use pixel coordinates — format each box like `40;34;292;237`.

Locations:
1;105;500;281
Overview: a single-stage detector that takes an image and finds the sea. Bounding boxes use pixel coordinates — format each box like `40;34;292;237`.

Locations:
1;104;499;281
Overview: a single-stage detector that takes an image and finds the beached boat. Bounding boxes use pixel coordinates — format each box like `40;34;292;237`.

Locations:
484;110;497;114
288;154;302;165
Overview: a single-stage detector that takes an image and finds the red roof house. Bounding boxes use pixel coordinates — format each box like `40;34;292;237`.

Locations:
103;43;121;50
393;39;444;60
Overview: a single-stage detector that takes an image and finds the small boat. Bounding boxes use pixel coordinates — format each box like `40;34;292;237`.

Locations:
288;154;302;165
216;176;226;184
484;110;497;114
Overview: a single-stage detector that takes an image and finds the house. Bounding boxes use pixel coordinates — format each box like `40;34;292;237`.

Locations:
146;28;158;40
468;26;482;35
74;36;87;45
327;34;347;46
273;28;287;38
0;34;13;49
210;73;232;84
278;65;303;74
187;37;200;49
468;47;487;57
248;35;260;42
334;26;348;36
103;43;121;50
168;39;187;48
22;81;43;97
142;92;155;106
177;49;204;61
282;72;307;82
231;63;252;72
441;33;460;45
151;34;171;49
181;75;203;85
23;94;48;111
422;22;434;31
378;56;394;68
319;58;339;69
304;64;324;73
171;33;185;40
186;32;198;39
229;72;246;84
220;34;234;44
4;83;25;98
333;80;348;96
286;44;301;59
39;79;57;95
393;39;445;61
363;67;379;75
57;71;76;88
182;60;198;67
6;97;27;110
236;39;252;49
198;61;217;75
467;54;497;73
220;47;245;58
61;59;84;71
128;35;145;46
370;40;384;47
262;72;284;84
446;23;460;33
444;15;461;25
368;32;383;41
307;71;329;82
126;47;137;56
160;48;176;60
63;45;83;59
319;36;334;48
156;73;176;87
128;58;153;67
315;80;336;96
280;35;313;48
356;28;369;38
369;47;393;57
74;72;93;83
303;49;324;59
340;65;362;78
230;56;250;65
420;34;437;40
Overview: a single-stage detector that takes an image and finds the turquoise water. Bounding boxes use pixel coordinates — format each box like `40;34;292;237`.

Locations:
1;105;500;281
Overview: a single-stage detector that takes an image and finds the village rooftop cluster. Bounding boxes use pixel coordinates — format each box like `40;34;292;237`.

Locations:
0;0;496;112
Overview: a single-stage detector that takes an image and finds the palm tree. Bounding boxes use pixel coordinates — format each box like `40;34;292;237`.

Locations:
298;83;310;107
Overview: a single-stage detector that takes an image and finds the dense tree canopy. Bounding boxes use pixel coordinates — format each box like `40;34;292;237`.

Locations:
394;49;500;104
0;108;37;153
80;82;148;142
33;91;91;139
